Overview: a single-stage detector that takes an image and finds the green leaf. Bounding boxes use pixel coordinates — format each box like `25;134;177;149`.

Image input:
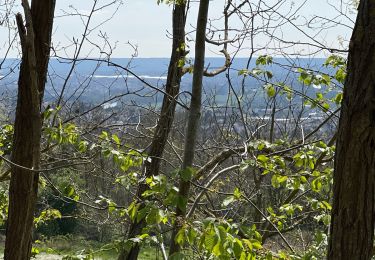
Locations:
31;247;40;257
271;175;280;188
175;228;186;246
238;69;249;76
108;201;116;213
322;201;332;210
100;131;109;140
78;141;88;152
316;92;323;100
277;175;288;184
169;252;186;260
311;178;322;192
243;239;253;251
322;102;330;110
177;58;185;68
233;238;244;258
322;74;331;85
127;202;139;221
212;241;224;256
233;187;242;199
257;142;265;151
180;167;194;182
256;55;273;65
63;185;75;198
112;134;121;145
251;240;263;249
136;207;149;222
265;84;276;97
335;68;346;83
204;233;217;251
257;154;269;163
335;92;343;105
176;195;188;212
187;227;197;244
146;208;162;224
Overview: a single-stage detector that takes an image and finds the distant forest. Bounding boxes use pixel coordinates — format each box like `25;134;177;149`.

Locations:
0;0;374;260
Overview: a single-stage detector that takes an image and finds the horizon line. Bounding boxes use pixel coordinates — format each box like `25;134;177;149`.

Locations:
3;56;328;60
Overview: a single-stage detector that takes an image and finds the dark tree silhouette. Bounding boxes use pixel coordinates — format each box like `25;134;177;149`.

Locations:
328;0;375;259
5;0;55;258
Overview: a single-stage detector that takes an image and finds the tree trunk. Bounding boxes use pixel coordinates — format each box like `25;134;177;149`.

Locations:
118;3;186;260
4;0;55;259
328;0;375;259
169;0;210;256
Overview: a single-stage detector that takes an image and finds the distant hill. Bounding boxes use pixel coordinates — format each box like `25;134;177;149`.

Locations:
0;57;332;108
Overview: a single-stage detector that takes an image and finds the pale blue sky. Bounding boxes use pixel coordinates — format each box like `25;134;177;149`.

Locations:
1;0;356;58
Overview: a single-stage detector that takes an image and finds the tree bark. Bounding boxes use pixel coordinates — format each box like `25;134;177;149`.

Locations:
169;0;210;256
328;0;375;259
4;0;55;259
118;3;186;260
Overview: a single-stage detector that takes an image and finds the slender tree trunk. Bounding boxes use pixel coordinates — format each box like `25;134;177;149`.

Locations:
118;3;186;260
4;0;55;259
328;0;375;259
169;0;210;256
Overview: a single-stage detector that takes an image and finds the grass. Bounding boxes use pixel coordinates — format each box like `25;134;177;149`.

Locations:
0;236;167;259
94;247;164;260
32;235;165;259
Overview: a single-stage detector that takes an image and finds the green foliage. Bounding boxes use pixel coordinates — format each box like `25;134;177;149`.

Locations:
173;219;263;259
95;195;118;213
99;130;144;172
297;68;331;87
0;53;344;260
256;55;273;66
264;84;276;98
0;188;8;225
238;55;274;81
239;68;273;80
324;55;346;68
297;55;347;110
238;55;346;116
222;188;242;207
37;182;79;236
180;167;195;182
233;137;334;257
0;124;13;157
0;126;11;226
31;247;40;258
34;209;62;228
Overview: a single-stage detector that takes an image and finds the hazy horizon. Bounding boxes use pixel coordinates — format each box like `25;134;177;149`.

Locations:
0;0;354;59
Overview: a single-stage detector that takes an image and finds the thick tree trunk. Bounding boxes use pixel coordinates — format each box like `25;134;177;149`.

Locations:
168;0;210;256
4;1;55;259
328;0;375;259
118;3;186;260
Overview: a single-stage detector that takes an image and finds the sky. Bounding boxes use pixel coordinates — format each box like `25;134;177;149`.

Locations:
0;0;356;58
